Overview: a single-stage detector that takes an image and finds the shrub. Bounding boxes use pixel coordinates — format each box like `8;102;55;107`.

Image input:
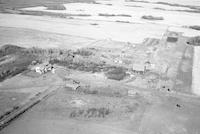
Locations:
70;107;110;118
115;20;130;23
117;14;131;17
105;67;127;81
98;13;116;17
74;49;93;56
125;103;139;112
189;25;200;31
98;13;131;17
0;66;27;82
46;4;66;10
141;15;164;20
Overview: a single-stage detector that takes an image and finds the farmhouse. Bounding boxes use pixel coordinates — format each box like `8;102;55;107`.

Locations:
144;61;155;71
33;62;55;74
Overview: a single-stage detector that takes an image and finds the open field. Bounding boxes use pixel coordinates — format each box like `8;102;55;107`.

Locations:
0;27;96;49
0;13;200;44
0;92;28;116
0;13;168;44
1;79;200;134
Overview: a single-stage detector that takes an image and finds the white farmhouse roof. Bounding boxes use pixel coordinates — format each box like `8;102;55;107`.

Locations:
132;64;144;71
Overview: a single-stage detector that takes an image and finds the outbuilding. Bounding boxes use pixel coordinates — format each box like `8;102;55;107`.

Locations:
166;32;179;43
33;62;55;74
132;64;145;75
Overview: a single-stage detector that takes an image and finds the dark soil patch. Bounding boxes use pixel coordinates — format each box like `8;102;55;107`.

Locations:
70;107;110;118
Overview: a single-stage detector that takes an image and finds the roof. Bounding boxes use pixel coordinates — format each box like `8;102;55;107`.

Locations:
34;62;52;68
132;64;144;71
166;31;179;43
168;32;178;37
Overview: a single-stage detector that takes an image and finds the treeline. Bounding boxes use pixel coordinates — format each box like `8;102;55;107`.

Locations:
29;47;128;80
0;55;35;82
0;44;128;81
0;44;24;58
187;36;200;46
0;45;36;82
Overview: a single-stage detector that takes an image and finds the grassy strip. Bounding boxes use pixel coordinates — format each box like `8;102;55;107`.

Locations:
98;13;131;17
189;25;200;31
153;7;166;11
127;0;200;13
19;10;91;17
141;15;164;20
115;20;130;23
155;2;200;10
125;0;150;3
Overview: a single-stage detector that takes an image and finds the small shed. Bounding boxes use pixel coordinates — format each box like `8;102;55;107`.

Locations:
166;32;179;43
35;66;43;74
132;64;145;74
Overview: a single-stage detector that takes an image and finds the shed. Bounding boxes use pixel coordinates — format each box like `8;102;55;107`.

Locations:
132;64;145;74
166;32;178;43
35;66;42;74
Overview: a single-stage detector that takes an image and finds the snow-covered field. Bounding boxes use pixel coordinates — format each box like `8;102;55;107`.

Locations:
0;0;200;43
145;0;200;7
14;0;200;42
0;13;168;43
192;47;200;96
0;13;199;44
21;1;200;27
